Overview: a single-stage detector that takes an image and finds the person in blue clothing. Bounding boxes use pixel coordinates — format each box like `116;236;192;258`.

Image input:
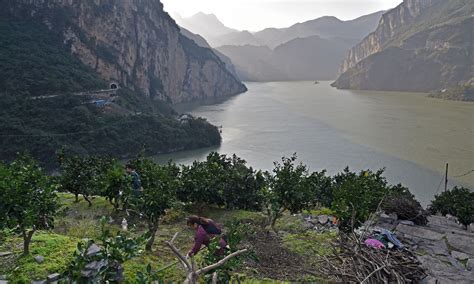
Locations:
125;164;143;213
125;163;142;193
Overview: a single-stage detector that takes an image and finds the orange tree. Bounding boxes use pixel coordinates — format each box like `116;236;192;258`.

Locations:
130;158;180;251
0;155;59;255
264;154;314;230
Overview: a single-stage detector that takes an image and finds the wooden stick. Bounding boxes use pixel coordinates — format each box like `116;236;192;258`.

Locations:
196;249;248;275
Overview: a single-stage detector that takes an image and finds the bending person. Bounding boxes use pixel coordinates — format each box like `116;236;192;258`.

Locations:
186;215;227;257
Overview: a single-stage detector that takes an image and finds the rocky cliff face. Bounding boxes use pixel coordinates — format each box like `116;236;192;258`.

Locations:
334;0;473;92
3;0;246;104
340;0;444;72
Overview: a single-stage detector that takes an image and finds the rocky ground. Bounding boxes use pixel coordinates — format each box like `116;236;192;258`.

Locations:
378;214;474;283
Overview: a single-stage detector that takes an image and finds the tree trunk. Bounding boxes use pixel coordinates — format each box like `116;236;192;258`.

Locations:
75;193;79;203
83;194;92;207
145;224;159;251
270;214;278;232
22;230;35;255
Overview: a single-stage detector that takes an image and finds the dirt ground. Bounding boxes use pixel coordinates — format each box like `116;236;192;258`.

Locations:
241;230;315;281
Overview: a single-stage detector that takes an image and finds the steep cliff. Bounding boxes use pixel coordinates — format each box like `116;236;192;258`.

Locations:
333;0;473;92
2;0;246;104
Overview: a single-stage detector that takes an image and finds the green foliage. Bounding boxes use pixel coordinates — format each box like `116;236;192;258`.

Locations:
179;152;227;208
307;170;333;208
330;168;414;232
0;19;106;97
200;220;254;283
264;154;314;229
58;154;114;206
0;154;59;255
129;158;180;251
65;217;145;282
429;85;474;102
0;92;222;168
103;162;132;210
178;153;266;211
429;186;474;227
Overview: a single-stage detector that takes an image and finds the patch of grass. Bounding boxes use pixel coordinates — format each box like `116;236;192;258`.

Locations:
54;193;116;239
282;231;336;264
275;213;305;233
303;207;335;216
0;232;79;283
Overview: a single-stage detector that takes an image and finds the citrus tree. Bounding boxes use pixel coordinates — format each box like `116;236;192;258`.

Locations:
265;154;313;230
131;158;180;251
331;168;390;232
103;162;132;211
59;155;114;206
179;152;227;210
0;155;59;255
221;154;266;211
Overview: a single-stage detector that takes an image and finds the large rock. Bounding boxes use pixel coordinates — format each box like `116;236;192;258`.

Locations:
451;251;470;261
34;255;45;264
425;240;449;256
86;244;101;257
396;224;444;241
467;258;473;271
446;234;474;256
46;273;60;282
318;215;329;225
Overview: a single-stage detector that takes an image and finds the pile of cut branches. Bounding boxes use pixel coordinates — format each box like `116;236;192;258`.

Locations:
318;234;427;283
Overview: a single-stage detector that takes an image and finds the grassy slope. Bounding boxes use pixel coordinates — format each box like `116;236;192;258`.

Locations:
0;194;335;283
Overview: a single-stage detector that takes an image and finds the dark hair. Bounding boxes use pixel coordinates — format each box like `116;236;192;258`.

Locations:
125;163;134;170
186;215;210;226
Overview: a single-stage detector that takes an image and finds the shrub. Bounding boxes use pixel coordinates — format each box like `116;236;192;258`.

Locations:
429;186;474;227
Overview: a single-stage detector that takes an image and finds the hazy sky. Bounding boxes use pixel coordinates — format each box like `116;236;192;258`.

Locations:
161;0;403;31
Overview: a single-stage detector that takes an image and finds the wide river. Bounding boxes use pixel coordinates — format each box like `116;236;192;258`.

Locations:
159;81;474;206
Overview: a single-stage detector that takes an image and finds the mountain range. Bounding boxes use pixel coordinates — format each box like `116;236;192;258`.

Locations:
332;0;474;93
176;11;384;81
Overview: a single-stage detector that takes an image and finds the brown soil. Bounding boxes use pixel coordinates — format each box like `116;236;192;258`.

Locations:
241;230;314;281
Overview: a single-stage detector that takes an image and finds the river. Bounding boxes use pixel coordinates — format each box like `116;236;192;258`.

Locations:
157;81;474;206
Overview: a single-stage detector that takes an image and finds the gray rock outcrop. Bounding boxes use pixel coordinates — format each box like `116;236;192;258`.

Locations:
333;0;473;92
2;0;246;104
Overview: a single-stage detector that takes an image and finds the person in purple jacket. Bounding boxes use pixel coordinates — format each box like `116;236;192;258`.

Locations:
186;215;227;257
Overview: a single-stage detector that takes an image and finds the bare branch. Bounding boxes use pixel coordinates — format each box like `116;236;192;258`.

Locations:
170;232;179;244
164;232;191;270
196;249;248;275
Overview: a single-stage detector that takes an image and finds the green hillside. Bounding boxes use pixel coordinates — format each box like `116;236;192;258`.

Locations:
0;19;221;168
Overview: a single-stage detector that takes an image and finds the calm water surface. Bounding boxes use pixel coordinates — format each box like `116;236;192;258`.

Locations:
158;81;474;206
